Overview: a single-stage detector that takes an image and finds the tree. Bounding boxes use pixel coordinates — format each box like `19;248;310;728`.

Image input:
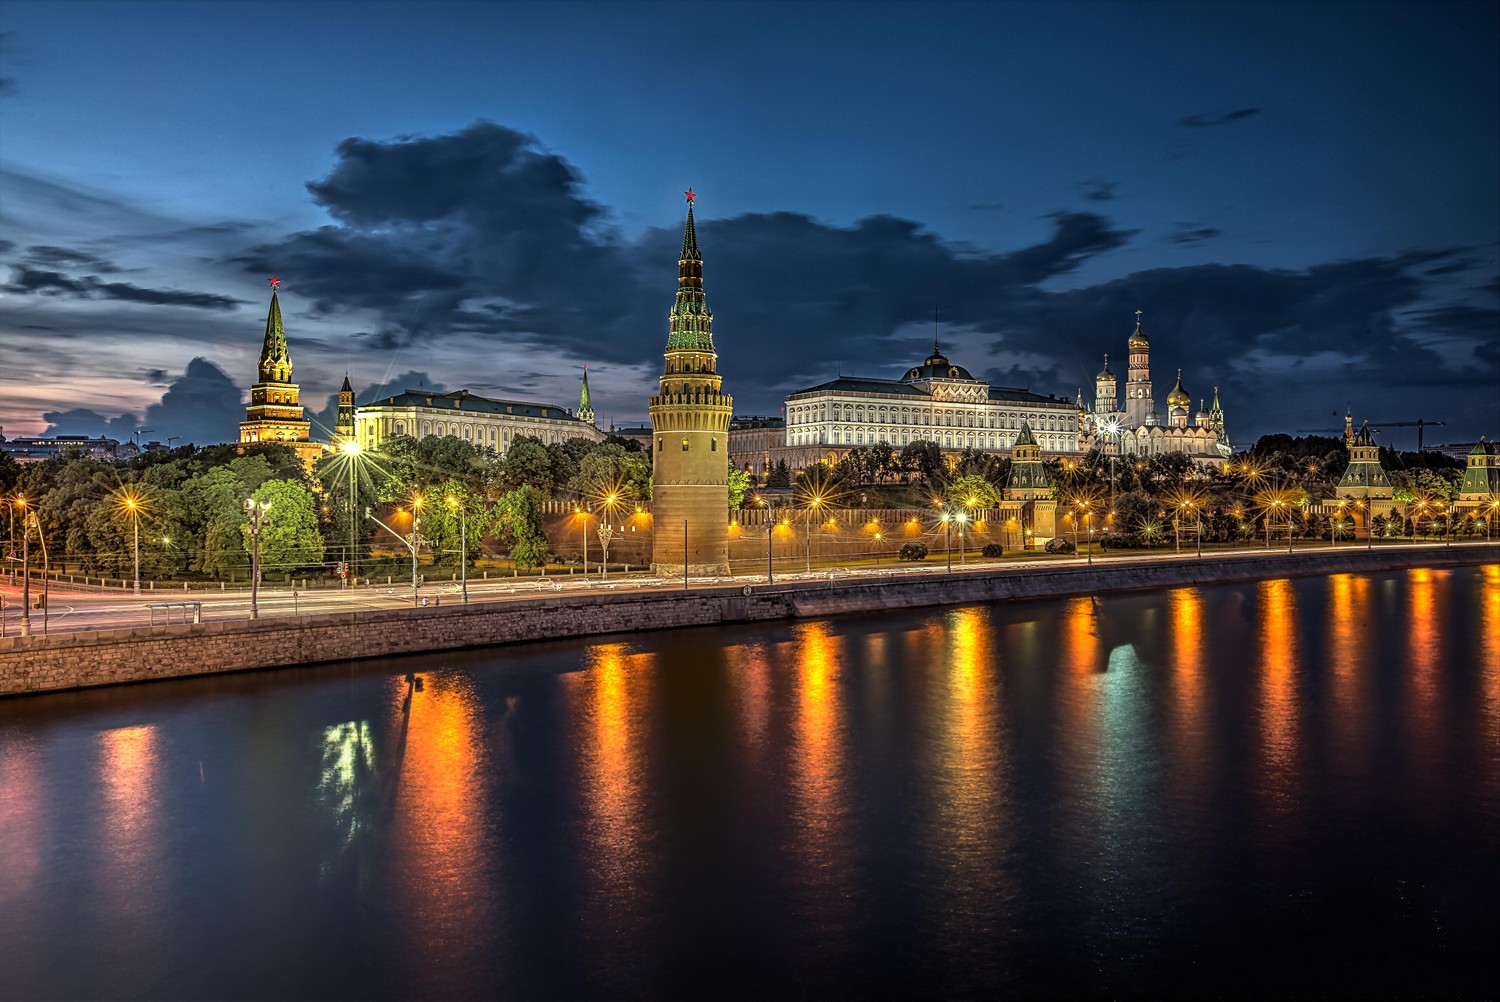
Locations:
491;485;549;571
502;436;554;497
728;461;752;509
765;459;792;489
899;440;944;486
245;479;325;577
944;475;1001;511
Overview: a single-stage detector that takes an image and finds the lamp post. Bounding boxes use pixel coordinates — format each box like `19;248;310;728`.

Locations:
956;511;969;564
597;521;618;581
18;497;31;637
30;511;49;635
446;495;468;603
410;496;424;607
342;440;360;584
124;495;141;595
758;495;775;583
941;510;953;572
244;497;271;620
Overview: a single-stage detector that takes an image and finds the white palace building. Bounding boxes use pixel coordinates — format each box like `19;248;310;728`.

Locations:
776;340;1080;468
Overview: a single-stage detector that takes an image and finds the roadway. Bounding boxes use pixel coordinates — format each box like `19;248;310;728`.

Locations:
0;540;1486;637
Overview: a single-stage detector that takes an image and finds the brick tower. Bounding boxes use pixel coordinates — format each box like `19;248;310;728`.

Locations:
239;278;322;464
649;191;732;576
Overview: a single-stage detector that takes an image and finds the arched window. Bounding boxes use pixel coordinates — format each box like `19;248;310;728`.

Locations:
682;438;689;451
658;437;664;452
711;437;717;452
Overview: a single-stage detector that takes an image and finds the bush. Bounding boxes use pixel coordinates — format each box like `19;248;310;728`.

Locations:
1100;532;1138;550
898;541;929;561
981;543;1004;557
1044;537;1076;554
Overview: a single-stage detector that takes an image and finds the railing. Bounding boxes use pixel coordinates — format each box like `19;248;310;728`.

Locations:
148;602;202;626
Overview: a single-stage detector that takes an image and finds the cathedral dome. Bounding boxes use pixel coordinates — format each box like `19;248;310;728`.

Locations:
1096;353;1114;381
904;345;975;381
1167;369;1190;408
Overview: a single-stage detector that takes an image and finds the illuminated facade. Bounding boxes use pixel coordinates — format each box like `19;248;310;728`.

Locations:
332;373;355;449
1078;311;1231;466
238;283;323;464
354;388;603;452
781;340;1080;467
648;194;733;576
1457;438;1500;511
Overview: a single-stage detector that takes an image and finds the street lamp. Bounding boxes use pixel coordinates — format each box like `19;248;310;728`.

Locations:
956;511;969;564
757;495;775;583
940;510;954;572
409;496;424;607
804;496;824;573
122;493;142;595
244;498;271;619
342;439;360;584
17;496;31;637
446;494;468;603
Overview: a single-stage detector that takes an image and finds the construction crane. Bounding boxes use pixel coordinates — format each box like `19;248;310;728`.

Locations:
1296;417;1446;451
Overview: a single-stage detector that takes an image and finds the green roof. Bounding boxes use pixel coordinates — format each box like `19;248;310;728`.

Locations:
369;389;588;424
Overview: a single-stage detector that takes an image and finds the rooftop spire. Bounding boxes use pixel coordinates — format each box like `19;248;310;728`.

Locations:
667;192;713;351
340;372;352;393
258;279;291;382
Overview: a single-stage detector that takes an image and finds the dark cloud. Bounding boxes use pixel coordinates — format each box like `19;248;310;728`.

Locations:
139;357;243;444
1180;107;1261;128
141;368;170;385
4;264;244;309
1078;179;1119;202
23;244;122;273
233;119;1500;444
1165;223;1224;246
40;357;244;446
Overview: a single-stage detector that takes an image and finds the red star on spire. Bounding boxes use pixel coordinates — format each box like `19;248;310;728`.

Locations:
684;188;696;204
268;276;281;290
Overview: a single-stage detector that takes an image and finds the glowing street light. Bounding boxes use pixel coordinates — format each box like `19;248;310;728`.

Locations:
116;490;144;596
341;439;361;583
446;494;468;604
243;497;272;619
409;496;425;607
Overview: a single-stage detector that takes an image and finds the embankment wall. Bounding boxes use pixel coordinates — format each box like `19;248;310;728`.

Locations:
2;545;1494;697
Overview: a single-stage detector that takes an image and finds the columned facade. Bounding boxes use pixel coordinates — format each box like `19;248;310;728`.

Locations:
649;195;732;576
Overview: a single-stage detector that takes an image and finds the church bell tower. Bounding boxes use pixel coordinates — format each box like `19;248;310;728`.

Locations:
649;191;732;576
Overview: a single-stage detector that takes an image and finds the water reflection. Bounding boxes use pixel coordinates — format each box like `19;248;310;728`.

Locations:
388;673;495;988
576;642;651;933
787;621;853;931
1257;579;1301;822
99;726;161;909
317;720;376;877
928;608;1010;931
1481;566;1500;754
1326;573;1372;775
1406;569;1443;775
0;738;45;910
1167;588;1209;803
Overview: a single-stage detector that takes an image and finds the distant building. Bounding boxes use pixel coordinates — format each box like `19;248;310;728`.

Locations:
1077;311;1231;466
238;280;323;465
354;387;604;453
727;416;785;478
0;435;123;464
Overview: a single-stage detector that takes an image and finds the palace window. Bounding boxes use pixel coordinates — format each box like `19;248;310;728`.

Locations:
711;437;717;452
682;438;689;451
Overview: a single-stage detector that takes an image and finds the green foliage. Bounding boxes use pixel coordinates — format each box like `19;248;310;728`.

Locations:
899;440;945;485
765;459;792;489
981;543;1004;558
502;436;554;496
245;479;326;575
490;484;549;570
898;540;928;561
944;475;1001;510
1113;491;1153;532
727;461;752;509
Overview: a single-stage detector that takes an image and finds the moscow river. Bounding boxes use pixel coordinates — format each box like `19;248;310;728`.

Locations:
1;565;1496;999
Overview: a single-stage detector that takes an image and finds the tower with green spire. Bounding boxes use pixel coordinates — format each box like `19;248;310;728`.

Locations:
649;191;732;576
239;279;321;464
1003;419;1058;543
1458;438;1500;514
577;365;595;428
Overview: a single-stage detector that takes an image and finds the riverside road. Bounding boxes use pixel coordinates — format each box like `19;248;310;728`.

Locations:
1;541;1488;636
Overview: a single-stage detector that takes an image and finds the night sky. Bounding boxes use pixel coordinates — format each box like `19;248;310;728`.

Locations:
2;0;1496;450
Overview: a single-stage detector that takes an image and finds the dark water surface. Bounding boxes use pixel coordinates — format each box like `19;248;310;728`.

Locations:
2;566;1496;1000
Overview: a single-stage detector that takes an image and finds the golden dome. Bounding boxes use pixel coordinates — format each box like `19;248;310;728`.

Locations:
1167;369;1190;408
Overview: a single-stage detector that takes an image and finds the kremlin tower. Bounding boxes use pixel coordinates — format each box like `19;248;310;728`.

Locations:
239;278;322;465
648;191;732;576
1125;309;1155;428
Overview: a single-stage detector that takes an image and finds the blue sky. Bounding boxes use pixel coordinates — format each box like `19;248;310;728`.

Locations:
2;0;1496;450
